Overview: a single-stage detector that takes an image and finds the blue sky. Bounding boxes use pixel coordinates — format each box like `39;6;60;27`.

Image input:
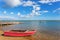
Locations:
0;0;60;20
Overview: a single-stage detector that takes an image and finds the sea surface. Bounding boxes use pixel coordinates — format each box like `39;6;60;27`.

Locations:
1;20;60;35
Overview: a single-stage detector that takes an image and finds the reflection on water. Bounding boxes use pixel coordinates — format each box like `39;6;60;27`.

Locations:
1;20;60;40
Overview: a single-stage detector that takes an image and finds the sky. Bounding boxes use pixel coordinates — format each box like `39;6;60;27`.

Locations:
0;0;60;20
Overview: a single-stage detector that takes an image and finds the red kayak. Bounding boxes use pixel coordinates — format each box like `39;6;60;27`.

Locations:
4;30;36;36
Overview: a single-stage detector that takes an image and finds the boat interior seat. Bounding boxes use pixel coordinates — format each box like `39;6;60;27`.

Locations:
11;30;27;32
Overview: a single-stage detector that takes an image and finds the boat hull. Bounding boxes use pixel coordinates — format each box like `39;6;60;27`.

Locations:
4;30;36;36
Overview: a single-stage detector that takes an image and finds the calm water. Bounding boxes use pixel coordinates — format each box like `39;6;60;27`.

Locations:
2;20;60;35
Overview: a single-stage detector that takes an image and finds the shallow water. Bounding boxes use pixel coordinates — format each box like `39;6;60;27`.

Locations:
2;20;60;32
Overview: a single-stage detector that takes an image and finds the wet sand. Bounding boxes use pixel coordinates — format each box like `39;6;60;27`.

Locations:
0;30;60;40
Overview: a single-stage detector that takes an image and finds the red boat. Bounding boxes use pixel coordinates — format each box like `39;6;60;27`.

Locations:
4;30;36;36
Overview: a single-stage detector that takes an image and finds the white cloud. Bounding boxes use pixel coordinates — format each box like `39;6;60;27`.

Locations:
53;8;60;13
48;3;53;5
39;0;60;4
32;10;36;13
23;1;36;6
10;12;14;14
28;5;41;16
33;5;40;9
17;12;21;16
39;0;50;4
3;11;6;14
43;10;48;13
4;0;22;7
0;16;15;19
25;16;30;18
35;12;41;16
35;6;41;11
29;10;41;16
23;1;34;6
30;13;35;16
4;0;36;7
20;15;25;17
